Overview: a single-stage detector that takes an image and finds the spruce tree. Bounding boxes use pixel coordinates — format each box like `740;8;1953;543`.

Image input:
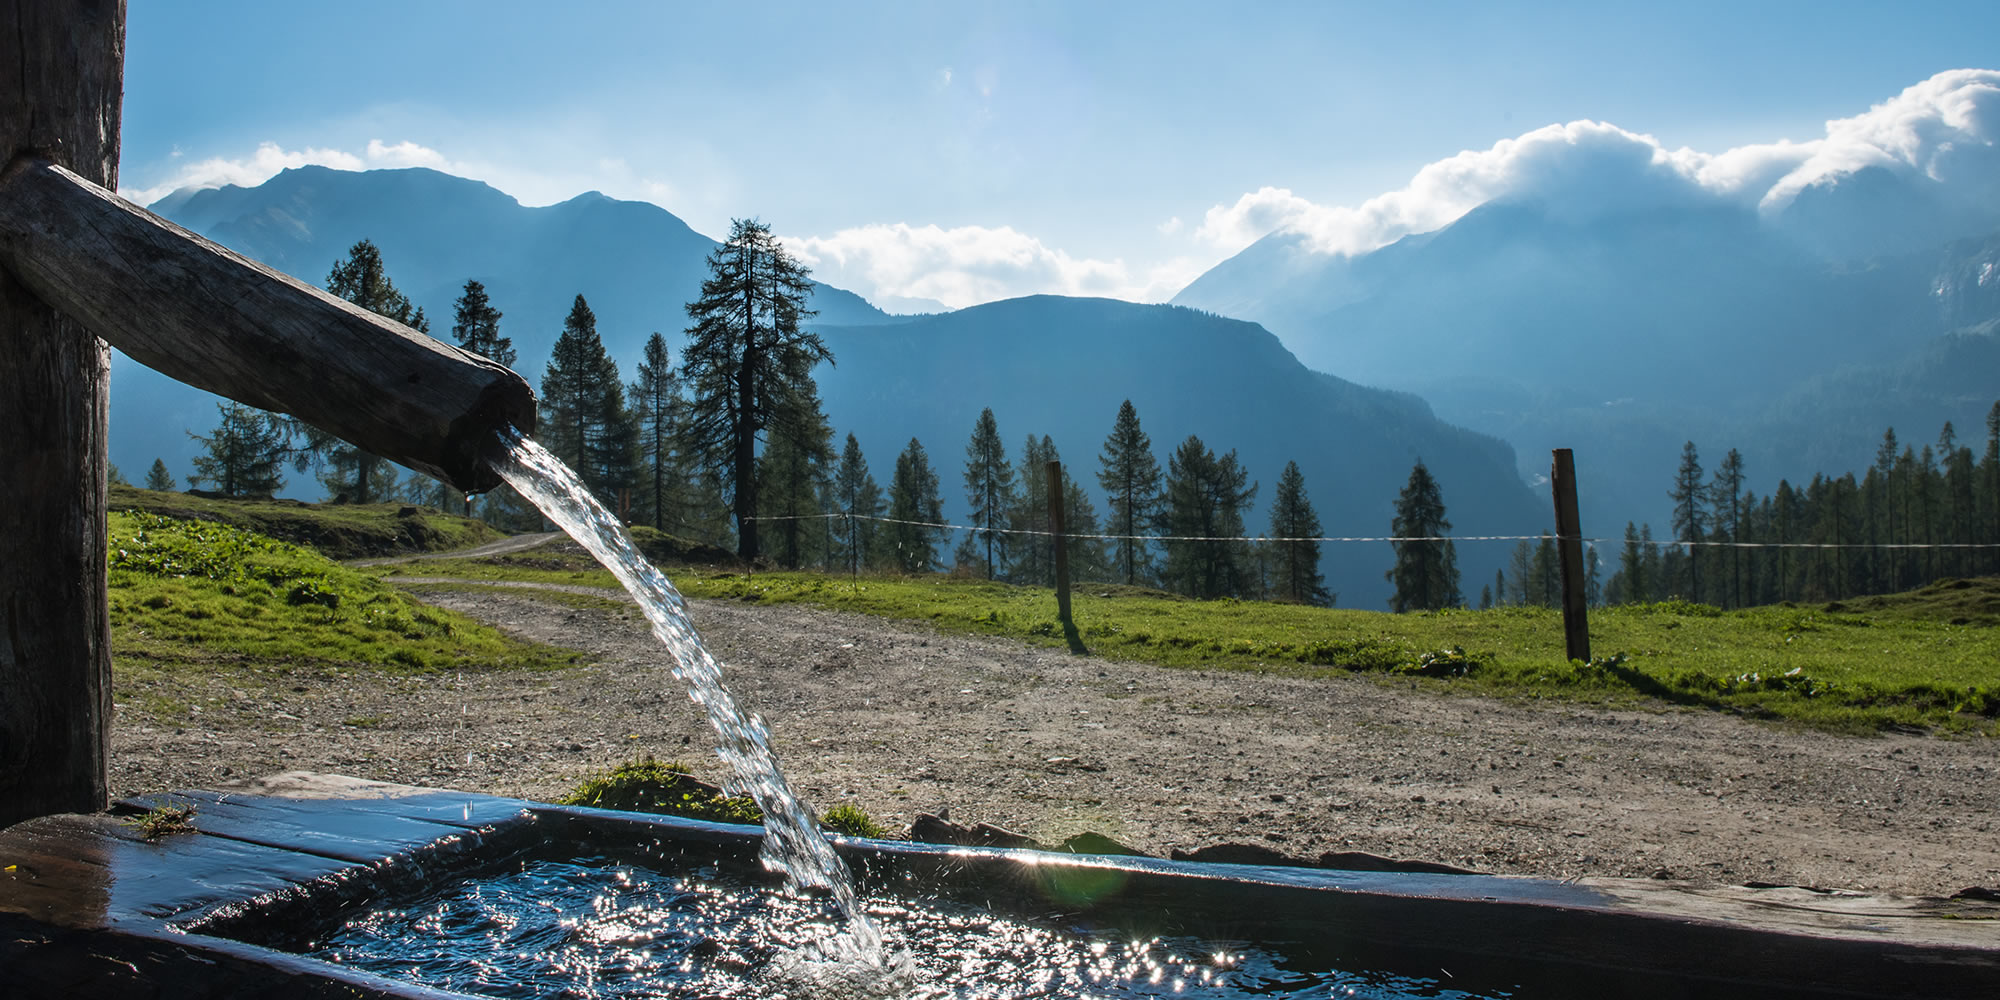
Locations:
887;437;943;573
629;332;684;532
1159;435;1257;599
1058;458;1113;584
1095;399;1162;586
681;219;831;561
957;408;1015;579
832;433;886;573
1009;435;1057;584
310;239;428;503
187;402;290;497
144;458;175;492
1386;460;1461;612
1619;521;1646;603
1710;448;1745;607
541;294;636;505
1266;460;1332;606
756;377;834;569
1668;441;1706;600
1985;401;2000;575
450;279;514;367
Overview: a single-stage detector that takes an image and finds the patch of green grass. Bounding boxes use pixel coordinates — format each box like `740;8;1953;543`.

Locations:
109;512;580;708
369;548;2000;734
110;484;502;559
561;758;763;825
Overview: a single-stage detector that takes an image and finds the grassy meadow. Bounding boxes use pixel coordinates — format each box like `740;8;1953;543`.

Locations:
386;543;2000;734
108;509;579;722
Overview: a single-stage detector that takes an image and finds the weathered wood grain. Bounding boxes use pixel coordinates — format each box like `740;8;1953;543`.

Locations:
0;157;537;492
0;0;124;827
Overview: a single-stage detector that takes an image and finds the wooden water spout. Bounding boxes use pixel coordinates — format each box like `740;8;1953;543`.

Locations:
0;158;536;491
0;0;534;825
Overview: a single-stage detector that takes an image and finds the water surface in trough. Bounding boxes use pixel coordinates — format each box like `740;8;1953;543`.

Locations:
495;432;888;976
309;857;1514;999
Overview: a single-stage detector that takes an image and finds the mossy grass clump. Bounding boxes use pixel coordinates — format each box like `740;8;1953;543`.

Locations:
821;803;887;839
561;758;763;825
123;800;198;841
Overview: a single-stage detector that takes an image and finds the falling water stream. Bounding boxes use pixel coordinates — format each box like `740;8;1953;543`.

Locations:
493;430;893;983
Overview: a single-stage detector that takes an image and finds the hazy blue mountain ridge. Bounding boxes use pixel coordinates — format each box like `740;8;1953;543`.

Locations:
1172;187;1999;541
116;167;1543;606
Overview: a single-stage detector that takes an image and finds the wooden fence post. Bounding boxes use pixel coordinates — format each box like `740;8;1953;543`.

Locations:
1551;448;1592;663
0;0;125;827
1046;460;1087;654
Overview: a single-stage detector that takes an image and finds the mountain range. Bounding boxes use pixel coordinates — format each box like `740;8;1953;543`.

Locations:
122;167;1544;606
1173;183;2000;535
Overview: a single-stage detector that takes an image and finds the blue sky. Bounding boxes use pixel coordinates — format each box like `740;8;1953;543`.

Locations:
123;1;2000;310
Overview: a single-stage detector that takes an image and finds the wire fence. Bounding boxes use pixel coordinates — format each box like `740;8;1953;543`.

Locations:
740;511;2000;551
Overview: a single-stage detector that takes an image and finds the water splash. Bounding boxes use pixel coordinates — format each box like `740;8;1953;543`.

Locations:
493;430;888;973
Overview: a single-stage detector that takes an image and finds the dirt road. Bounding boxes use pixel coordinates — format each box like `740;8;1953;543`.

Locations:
110;581;2000;898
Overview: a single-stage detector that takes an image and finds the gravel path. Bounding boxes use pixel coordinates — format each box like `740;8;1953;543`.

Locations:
111;581;2000;898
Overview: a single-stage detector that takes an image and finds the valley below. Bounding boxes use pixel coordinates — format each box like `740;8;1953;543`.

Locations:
112;580;2000;901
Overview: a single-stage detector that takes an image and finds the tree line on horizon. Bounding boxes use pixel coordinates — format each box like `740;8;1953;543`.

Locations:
158;228;1480;611
1595;421;2000;608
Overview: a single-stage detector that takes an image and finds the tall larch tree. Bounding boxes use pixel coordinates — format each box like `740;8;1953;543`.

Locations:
1266;460;1332;606
681;219;831;561
887;437;943;573
956;408;1016;579
1710;448;1745;608
1096;399;1162;586
1386;460;1461;611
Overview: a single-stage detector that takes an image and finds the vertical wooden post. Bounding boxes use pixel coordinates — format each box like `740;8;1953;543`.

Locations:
0;0;125;827
1551;448;1591;663
1046;460;1086;654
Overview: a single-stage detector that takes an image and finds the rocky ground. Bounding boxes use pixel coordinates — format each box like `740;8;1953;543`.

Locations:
111;580;2000;899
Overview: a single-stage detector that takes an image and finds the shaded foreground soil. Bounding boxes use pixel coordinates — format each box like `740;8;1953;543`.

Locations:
112;582;2000;898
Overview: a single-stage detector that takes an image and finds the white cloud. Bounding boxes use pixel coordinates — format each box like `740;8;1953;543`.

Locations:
120;142;364;204
785;223;1199;309
1201;68;2000;258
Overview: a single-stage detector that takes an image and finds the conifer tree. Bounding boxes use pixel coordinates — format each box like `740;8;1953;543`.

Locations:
956;408;1015;579
681;219;831;561
450;278;514;367
629;332;685;532
1386;460;1461;612
1009;435;1058;584
756;377;833;569
1266;460;1332;606
1618;521;1646;603
188;402;290;497
1096;400;1162;586
1710;448;1745;607
887;437;943;573
144;458;175;492
1986;402;2000;574
832;433;886;573
541;294;637;505
1160;435;1257;599
1668;441;1706;600
1058;458;1113;584
306;239;429;503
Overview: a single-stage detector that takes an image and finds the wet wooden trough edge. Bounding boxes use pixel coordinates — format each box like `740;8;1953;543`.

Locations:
1;771;1995;998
